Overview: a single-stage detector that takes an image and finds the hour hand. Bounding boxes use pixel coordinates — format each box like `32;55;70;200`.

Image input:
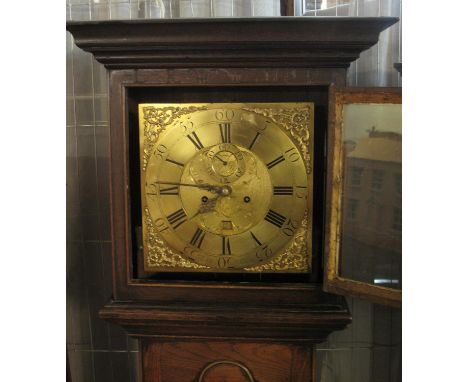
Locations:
153;180;222;194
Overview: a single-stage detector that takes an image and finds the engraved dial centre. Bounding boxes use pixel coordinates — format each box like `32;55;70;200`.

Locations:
180;144;272;236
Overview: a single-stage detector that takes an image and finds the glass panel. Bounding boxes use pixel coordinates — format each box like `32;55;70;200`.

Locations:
339;103;402;290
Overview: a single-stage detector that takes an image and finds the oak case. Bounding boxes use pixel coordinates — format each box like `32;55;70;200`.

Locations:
66;17;398;382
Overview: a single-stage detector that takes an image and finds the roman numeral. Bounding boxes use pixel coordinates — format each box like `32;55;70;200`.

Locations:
189;227;206;248
250;231;262;246
166;158;184;167
273;186;294;196
266;155;285;169
159;186;179;195
187;132;204;150
166;208;187;229
248;131;260;150
219;123;231;143
222;236;232;255
264;209;287;228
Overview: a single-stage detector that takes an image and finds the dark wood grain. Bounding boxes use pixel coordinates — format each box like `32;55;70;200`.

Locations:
99;297;351;343
66;17;398;69
141;340;312;382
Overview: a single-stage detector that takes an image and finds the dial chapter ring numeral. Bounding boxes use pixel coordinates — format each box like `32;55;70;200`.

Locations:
190;227;206;249
166;208;187;229
219;123;231;143
273;186;294;196
264;209;287;228
266;155;285;169
187;131;204;150
221;236;232;255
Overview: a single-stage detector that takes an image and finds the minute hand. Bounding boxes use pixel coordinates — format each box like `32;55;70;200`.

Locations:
153;181;222;193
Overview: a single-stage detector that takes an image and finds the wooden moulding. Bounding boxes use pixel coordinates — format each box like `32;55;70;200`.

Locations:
99;296;351;343
324;86;402;308
66;17;398;69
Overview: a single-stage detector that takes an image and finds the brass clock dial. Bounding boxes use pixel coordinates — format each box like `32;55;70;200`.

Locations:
139;103;314;272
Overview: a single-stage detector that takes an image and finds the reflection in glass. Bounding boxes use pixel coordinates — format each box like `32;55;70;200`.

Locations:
339;104;402;290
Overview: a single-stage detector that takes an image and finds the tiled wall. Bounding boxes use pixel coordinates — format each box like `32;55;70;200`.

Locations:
66;1;402;381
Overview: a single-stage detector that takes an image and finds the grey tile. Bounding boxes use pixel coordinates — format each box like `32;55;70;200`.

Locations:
91;2;110;20
130;350;142;382
109;322;130;351
233;0;252;17
213;0;234;17
92;59;109;98
350;299;374;346
389;344;402;382
68;349;95;382
316;348;371;382
373;304;395;346
129;0;146;19
347;61;358;86
67;213;83;242
128;337;140;351
356;44;379;86
66;3;71;20
111;2;131;19
377;21;401;86
316;7;338;16
75;98;95;125
93;351;113;382
372;347;392;382
89;306;112;351
110;352;132;382
357;0;379;16
94;97;109;124
380;0;400;16
95;94;110;123
76;125;97;184
81;212;102;241
67;242;93;350
66;34;74;96
66;124;79;207
67;97;76;126
252;0;280;16
101;242;114;294
73;48;94;96
337;0;352;16
70;3;91;21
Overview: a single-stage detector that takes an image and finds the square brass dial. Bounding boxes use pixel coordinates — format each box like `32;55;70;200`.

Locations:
138;102;314;273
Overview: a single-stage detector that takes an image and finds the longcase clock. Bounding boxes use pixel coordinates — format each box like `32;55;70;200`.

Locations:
67;17;398;382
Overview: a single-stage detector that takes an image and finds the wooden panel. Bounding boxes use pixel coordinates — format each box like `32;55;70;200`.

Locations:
66;18;398;69
141;340;313;382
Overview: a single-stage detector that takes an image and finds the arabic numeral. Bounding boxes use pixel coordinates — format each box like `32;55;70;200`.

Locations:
281;218;299;237
154;218;169;233
217;256;231;268
155;144;168;159
215;109;235;121
285;147;300;162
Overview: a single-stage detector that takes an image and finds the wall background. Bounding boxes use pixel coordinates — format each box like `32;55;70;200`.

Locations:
66;1;402;380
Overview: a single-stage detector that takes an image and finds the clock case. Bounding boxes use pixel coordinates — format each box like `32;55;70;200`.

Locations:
67;17;398;346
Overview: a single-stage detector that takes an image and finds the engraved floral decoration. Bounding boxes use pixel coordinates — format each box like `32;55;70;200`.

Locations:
145;208;208;269
245;210;309;272
141;105;207;171
241;106;312;173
